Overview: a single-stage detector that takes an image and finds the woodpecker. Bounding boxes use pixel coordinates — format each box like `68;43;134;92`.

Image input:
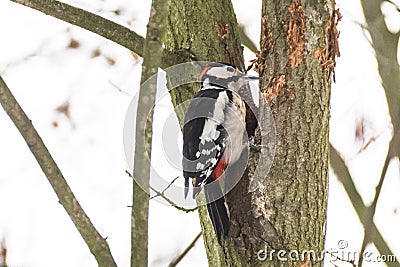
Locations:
182;62;260;243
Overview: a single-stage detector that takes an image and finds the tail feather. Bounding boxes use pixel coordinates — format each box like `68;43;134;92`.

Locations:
184;178;189;198
204;181;229;243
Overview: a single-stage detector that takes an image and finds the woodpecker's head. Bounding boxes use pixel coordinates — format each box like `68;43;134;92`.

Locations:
200;62;260;91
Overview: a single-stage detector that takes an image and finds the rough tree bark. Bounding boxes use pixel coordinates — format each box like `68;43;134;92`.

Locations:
165;0;336;266
248;0;336;266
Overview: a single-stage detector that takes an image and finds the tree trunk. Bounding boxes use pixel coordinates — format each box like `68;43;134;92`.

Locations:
165;0;335;266
246;0;334;266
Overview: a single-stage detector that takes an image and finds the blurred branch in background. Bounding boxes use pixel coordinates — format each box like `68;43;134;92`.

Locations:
238;25;258;54
0;76;116;267
330;0;400;266
169;231;202;267
360;0;400;264
361;0;400;126
330;146;399;266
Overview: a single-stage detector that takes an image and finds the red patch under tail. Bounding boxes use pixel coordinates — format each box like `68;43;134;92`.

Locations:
212;159;228;181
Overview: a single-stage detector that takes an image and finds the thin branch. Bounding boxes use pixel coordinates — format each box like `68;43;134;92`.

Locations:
10;0;145;56
148;176;179;200
169;231;202;267
126;171;196;213
0;76;116;267
161;176;180;195
149;186;198;213
330;145;400;266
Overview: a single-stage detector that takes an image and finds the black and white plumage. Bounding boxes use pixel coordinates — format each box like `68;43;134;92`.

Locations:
182;62;260;243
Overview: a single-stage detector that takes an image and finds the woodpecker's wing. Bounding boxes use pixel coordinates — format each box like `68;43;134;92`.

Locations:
182;89;230;196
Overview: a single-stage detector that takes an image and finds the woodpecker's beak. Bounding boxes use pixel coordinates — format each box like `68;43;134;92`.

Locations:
241;73;262;80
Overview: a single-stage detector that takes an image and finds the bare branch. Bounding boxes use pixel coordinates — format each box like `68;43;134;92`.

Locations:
149;176;179;200
169;231;202;267
330;145;400;266
126;171;196;213
161;176;180;195
359;1;400;265
10;0;145;56
149;186;198;213
0;76;116;266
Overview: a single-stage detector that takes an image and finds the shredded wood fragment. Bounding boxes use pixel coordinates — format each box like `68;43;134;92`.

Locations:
286;0;306;68
255;15;273;75
314;8;342;77
215;21;230;40
263;74;293;102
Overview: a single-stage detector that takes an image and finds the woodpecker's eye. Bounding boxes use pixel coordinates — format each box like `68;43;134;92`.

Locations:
226;66;235;72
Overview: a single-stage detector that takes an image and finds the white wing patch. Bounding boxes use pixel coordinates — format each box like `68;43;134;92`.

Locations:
196;162;205;170
199;91;228;143
200;119;220;143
